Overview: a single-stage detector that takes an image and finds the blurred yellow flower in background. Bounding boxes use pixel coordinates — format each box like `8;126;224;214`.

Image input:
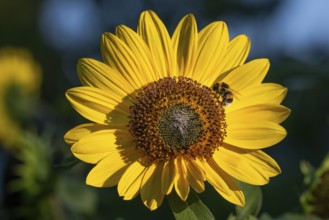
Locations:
0;48;42;149
65;10;290;210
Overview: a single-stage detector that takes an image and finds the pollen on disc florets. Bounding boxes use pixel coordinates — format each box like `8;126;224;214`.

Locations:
128;76;227;162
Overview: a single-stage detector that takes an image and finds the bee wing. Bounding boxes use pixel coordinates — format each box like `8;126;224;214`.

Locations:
228;87;241;101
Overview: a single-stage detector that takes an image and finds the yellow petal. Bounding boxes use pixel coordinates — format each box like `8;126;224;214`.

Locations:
221;59;269;91
172;14;198;77
77;58;134;97
222;35;250;73
64;123;110;144
211;35;250;85
66;87;129;125
101;33;146;89
225;83;288;113
116;25;158;83
86;150;139;187
118;160;147;200
184;157;205;193
213;146;281;185
140;163;165;210
225;122;287;149
174;156;190;201
184;157;206;181
227;104;291;124
203;159;245;206
193;21;229;84
161;159;176;195
138;10;176;78
71;129;134;164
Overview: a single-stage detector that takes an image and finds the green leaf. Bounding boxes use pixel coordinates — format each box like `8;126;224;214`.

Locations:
228;213;258;220
58;177;98;216
167;190;215;220
235;182;262;219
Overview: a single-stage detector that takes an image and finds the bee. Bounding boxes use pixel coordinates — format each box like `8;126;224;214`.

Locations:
212;82;238;107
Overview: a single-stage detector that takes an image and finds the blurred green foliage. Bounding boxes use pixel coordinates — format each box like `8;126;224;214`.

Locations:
300;154;329;218
1;0;329;219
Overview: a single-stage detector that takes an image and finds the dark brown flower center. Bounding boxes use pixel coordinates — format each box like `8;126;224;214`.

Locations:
128;76;226;162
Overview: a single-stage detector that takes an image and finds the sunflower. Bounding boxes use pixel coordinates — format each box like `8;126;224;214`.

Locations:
0;48;42;149
65;10;290;210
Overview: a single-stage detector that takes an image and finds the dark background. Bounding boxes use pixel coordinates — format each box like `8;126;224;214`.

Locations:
1;0;329;219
